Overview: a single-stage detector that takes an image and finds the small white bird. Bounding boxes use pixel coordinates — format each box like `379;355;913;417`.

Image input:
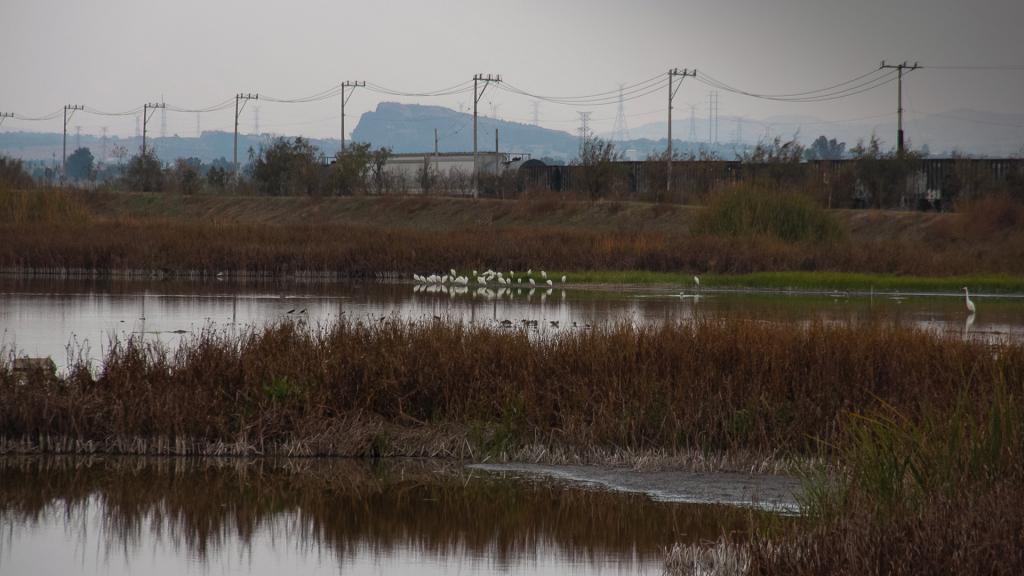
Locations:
694;275;701;287
529;278;536;286
546;279;553;287
561;275;566;283
541;270;547;280
963;287;976;315
450;268;457;277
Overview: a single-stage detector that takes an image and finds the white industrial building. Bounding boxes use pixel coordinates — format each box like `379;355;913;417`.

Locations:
382;151;529;194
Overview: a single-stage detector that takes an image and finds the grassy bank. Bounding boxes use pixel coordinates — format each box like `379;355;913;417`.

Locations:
5;186;1024;289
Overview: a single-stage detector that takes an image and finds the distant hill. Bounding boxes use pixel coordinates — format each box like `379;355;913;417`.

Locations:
352;102;580;159
0;130;341;165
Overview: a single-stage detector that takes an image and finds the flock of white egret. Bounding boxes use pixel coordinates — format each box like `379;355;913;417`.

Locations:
413;268;567;289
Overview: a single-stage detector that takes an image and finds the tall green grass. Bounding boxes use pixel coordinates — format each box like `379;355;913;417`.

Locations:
0;187;92;225
747;386;1024;575
696;185;844;243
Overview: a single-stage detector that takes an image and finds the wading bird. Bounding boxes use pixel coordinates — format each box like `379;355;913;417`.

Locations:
962;287;976;315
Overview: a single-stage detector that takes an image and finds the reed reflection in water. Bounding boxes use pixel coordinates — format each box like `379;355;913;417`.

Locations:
0;457;775;576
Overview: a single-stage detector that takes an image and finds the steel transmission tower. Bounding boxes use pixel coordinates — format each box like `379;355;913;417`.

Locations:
611;84;630;142
577;111;592;147
688;105;697;142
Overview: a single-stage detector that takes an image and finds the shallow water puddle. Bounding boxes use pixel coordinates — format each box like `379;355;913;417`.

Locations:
470;463;803;514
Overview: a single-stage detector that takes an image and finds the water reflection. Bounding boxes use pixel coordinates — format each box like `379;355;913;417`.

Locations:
0;457;771;575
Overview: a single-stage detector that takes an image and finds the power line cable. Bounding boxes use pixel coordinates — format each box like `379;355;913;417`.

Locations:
12;109;64;121
365;80;475;97
83;105;146;117
700;68;889;99
697;69;901;102
500;72;665;101
499;76;667;106
924;64;1024;71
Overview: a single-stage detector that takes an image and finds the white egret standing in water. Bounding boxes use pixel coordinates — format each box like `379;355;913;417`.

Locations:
962;287;976;315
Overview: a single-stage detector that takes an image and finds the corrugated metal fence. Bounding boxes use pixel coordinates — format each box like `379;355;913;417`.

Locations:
516;158;1024;208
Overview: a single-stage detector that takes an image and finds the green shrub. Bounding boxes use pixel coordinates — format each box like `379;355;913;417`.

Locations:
697;185;844;243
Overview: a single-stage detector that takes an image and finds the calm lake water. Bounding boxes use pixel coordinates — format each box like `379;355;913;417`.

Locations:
2;276;1023;369
0;457;789;576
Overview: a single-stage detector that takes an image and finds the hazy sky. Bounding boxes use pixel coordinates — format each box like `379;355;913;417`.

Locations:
2;0;1022;142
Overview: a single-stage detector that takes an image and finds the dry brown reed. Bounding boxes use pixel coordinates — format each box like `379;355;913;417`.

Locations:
6;215;1024;277
4;187;1024;276
2;319;1021;460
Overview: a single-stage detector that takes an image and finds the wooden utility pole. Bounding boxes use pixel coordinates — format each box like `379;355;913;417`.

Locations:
880;61;920;155
62;105;83;175
666;68;695;201
233;93;258;176
142;102;165;157
472;73;500;198
340;81;365;154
